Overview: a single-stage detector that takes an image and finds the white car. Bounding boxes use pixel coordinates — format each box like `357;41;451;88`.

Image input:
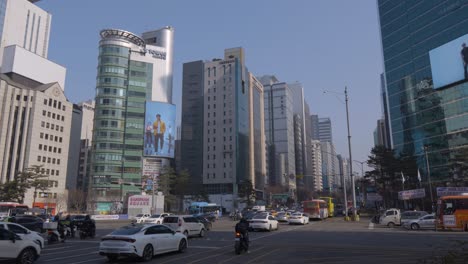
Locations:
0;228;41;263
99;224;188;262
249;213;279;231
162;215;206;238
288;213;309;225
0;222;45;249
276;212;291;222
144;213;171;224
134;214;151;224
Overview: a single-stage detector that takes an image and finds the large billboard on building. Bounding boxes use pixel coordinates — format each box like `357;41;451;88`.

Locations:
144;102;176;158
141;158;161;192
429;34;468;89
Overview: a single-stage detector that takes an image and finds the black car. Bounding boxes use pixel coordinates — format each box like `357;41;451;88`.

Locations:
4;215;44;233
195;216;212;231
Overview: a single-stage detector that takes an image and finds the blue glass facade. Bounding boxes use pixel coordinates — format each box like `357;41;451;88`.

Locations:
378;0;468;184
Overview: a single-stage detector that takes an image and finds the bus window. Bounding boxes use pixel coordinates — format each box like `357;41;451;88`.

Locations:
445;202;454;215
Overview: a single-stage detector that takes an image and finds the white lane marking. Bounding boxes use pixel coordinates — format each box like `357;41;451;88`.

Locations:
41;251;99;261
42;246;74;251
68;257;106;264
158;224;308;264
245;248;280;264
41;246;97;256
368;222;375;230
190;246;222;249
217;246;267;264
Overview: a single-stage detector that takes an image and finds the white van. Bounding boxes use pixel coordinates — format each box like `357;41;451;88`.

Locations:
162;215;205;238
379;208;401;227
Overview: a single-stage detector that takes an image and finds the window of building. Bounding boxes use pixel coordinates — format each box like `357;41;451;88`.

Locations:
51;170;54;176
53;193;57;198
48;146;52;152
61;116;64;121
44;99;47;105
213;67;216;77
52;158;55;164
41;121;45;127
207;164;210;168
47;112;51;117
62;105;66;111
45;134;48;140
38;144;42;150
59;137;62;143
53;100;57;108
47;157;51;163
57;159;60;165
58;148;61;154
52;113;55;119
40;133;43;139
56;170;59;176
37;156;41;162
42;110;46;116
42;157;46;162
46;123;49;129
60;126;63;132
58;102;61;109
51;124;54;130
207;173;209;179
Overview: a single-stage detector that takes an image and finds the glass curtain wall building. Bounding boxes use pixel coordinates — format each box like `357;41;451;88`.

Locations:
378;1;468;186
91;28;174;212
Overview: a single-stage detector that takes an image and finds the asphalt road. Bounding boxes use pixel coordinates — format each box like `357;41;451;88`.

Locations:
8;218;468;264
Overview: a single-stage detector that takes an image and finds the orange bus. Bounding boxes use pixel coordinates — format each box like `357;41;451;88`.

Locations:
303;199;328;220
436;195;468;231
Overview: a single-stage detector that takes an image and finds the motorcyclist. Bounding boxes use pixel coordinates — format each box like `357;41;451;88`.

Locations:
62;214;74;237
80;215;96;237
53;213;65;240
235;218;250;252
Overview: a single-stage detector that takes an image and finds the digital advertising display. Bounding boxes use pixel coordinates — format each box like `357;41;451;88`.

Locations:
144;102;176;158
429;34;468;89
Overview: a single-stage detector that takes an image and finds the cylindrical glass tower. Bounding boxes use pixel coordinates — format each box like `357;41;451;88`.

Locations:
91;29;147;211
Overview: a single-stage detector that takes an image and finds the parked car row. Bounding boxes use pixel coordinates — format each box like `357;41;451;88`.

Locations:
376;208;435;230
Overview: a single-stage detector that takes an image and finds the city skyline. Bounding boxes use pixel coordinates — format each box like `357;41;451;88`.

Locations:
36;0;383;166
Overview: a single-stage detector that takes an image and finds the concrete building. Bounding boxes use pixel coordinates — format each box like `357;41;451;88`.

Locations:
307;140;323;192
337;154;351;190
0;75;72;212
261;75;296;198
321;141;338;192
90;27;175;213
290;82;307;178
0;0;71;213
181;48;254;212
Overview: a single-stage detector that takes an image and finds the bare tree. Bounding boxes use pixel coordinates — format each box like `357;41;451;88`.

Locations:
68;189;87;213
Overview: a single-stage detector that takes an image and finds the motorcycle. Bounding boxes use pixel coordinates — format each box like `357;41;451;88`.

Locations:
234;232;248;255
78;226;96;240
44;221;65;244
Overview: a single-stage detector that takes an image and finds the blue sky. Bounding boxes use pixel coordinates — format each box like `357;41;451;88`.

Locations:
37;0;383;172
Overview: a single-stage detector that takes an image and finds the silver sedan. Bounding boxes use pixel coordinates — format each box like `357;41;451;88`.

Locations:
403;214;435;230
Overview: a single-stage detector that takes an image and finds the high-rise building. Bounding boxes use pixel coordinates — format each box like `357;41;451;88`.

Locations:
379;73;392;149
261;75;296;197
66;104;83;191
0;0;71;213
310;114;320;140
248;73;267;196
308;140;323;192
321;141;338;192
181;48;253;212
337;154;351;190
90;27;174;213
290;82;308;178
378;1;468;184
318;117;333;142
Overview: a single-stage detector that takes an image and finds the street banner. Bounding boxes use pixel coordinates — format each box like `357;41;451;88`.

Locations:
398;188;426;200
436;187;468;197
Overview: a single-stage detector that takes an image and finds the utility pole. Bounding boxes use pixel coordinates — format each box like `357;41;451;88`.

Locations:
345;87;357;220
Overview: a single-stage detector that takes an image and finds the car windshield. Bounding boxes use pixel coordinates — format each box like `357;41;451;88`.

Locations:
292;213;302;216
253;214;268;219
110;225;143;235
136;214;143;217
150;214;160;218
73;215;86;220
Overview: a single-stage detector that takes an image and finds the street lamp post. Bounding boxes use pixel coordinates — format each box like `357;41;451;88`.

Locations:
345;87;358;220
423;146;435;211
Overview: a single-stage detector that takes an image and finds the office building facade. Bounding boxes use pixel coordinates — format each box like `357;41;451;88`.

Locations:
308;140;323;192
90;27;174;212
318;117;333;142
181;48;253;211
261;75;296;197
378;0;468;184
